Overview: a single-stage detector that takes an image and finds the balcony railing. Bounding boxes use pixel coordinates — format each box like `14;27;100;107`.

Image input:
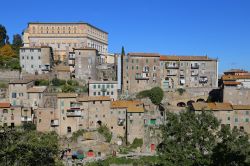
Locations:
21;116;32;122
165;64;179;69
191;64;199;69
135;74;149;80
199;76;208;83
66;109;82;117
51;119;59;126
191;72;199;76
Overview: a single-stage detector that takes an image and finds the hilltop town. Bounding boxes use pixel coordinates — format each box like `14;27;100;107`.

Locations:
0;22;250;165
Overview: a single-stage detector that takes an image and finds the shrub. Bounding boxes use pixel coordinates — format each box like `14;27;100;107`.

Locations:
176;88;186;95
35;79;49;86
67;80;79;86
61;84;75;93
71;129;85;142
130;138;143;149
52;78;66;86
97;125;112;143
136;87;164;105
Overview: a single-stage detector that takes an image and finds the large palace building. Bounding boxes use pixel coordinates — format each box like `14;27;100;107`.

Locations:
22;22;108;62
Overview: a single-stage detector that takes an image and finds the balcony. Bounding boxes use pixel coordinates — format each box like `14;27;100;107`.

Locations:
70;102;81;109
51;119;59;126
41;65;50;71
165;64;179;69
135;74;149;80
191;64;199;69
191;72;199;76
69;60;75;66
66;109;81;117
199;76;208;84
69;53;75;60
21;116;32;122
167;72;177;76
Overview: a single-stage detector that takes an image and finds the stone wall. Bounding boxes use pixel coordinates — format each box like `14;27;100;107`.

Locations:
0;69;20;81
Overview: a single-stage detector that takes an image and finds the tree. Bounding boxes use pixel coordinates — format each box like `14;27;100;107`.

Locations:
0;128;60;166
157;110;220;166
121;46;125;56
12;34;23;48
5;35;9;45
0;24;7;47
137;87;164;105
61;84;75;93
211;126;250;166
0;44;16;57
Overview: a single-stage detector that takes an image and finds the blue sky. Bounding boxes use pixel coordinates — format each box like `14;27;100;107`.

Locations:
1;0;250;73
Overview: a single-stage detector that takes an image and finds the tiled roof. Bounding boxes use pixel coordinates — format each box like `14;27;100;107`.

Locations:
160;55;216;61
223;81;241;86
27;86;47;93
9;79;33;84
0;102;11;108
232;105;250;110
77;96;111;102
73;47;98;51
128;53;160;57
192;102;233;111
111;100;143;108
222;75;250;81
88;80;117;84
57;93;77;98
54;65;70;72
224;69;248;73
127;105;144;113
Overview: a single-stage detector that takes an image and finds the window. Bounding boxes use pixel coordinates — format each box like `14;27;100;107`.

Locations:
39;65;41;68
31;56;33;60
31;65;33;68
93;92;96;96
22;56;24;59
235;118;238;122
93;85;96;89
3;109;8;114
39;119;42;123
136;66;138;70
132;59;134;63
107;92;110;95
19;93;23;97
38;56;40;59
246;118;249;122
227;117;230;121
111;91;114;95
98;92;101;95
93;101;95;104
12;93;16;98
107;84;110;88
67;127;71;133
27;56;29;60
136;59;139;63
246;111;249;115
61;101;64;106
98;84;101;88
146;59;149;63
111;84;114;88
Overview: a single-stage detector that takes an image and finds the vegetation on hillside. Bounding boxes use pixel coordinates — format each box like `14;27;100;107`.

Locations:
97;125;112;143
137;87;164;105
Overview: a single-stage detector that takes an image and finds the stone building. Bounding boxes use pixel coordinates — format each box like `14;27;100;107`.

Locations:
160;56;218;90
23;22;108;62
192;102;250;134
122;53;161;95
122;53;218;95
88;80;118;100
9;79;34;106
0;102;33;127
20;46;54;74
54;65;71;80
74;48;98;81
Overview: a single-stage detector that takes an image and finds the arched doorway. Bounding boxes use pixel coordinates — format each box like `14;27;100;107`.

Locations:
196;98;205;102
177;102;186;107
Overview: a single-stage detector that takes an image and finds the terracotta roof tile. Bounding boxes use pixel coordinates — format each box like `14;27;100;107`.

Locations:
127;105;144;113
232;105;250;110
111;100;143;108
57;93;77;98
128;53;160;57
223;81;241;86
222;75;250;80
0;103;11;108
27;86;47;93
160;55;216;61
77;96;111;101
9;79;33;84
192;102;233;111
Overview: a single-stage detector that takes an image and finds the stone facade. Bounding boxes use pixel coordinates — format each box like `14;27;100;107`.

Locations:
23;22;108;62
20;47;54;74
0;103;33;127
160;56;218;90
122;53;161;95
88;80;118;100
192;103;250;134
74;48;98;81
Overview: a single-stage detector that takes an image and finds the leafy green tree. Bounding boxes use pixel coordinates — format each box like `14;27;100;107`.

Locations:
67;79;79;86
0;128;60;166
0;24;7;47
61;84;75;92
158;110;220;166
137;87;164;105
211;126;250;166
12;34;23;48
